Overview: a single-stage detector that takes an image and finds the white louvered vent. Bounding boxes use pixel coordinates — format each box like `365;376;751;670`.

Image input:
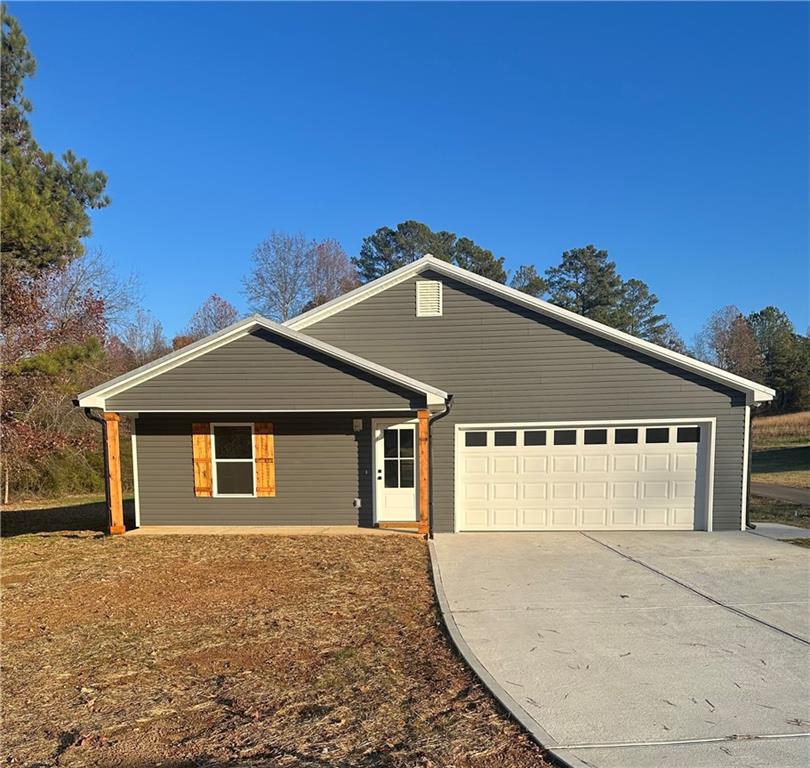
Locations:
416;280;443;317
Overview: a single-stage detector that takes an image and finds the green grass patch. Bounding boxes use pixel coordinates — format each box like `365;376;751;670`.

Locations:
751;445;810;489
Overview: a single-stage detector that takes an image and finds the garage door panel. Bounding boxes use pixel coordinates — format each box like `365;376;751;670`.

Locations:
582;481;608;499
613;454;639;472
458;423;703;531
523;456;548;473
583;454;609;472
552;482;577;499
521;508;547;526
643;454;670;472
523;482;548;499
552;455;577;473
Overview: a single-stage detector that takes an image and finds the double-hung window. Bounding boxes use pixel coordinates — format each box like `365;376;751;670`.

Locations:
212;424;255;496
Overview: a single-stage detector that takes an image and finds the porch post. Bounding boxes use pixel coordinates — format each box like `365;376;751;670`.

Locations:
417;409;430;536
103;412;126;535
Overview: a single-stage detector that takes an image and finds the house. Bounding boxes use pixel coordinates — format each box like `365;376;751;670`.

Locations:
76;255;774;535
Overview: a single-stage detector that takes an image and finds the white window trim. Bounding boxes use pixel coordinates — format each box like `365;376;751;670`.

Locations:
453;418;716;533
211;422;257;498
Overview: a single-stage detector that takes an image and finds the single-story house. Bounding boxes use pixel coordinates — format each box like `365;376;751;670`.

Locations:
76;255;774;535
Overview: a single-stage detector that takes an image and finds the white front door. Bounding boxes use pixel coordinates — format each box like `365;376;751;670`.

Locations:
373;419;418;522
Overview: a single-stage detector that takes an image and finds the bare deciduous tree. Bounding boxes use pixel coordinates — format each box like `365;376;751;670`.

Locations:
43;248;140;335
243;232;314;321
693;305;763;379
304;239;359;310
185;294;239;341
122;309;170;367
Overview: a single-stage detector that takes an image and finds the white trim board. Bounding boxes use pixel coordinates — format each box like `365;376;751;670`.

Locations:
286;255;775;405
452;418;717;533
131;425;141;529
76;314;448;411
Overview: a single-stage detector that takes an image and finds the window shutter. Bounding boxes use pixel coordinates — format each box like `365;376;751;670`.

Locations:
254;422;276;497
191;423;213;497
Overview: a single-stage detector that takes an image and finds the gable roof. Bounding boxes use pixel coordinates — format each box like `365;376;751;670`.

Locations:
76;315;449;410
286;255;775;404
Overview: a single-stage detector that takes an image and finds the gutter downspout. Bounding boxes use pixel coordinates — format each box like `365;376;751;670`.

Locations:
77;403;113;533
427;394;454;539
745;404;756;530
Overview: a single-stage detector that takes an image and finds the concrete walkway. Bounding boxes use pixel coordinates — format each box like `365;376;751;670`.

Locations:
750;522;810;541
431;531;810;768
751;482;810;506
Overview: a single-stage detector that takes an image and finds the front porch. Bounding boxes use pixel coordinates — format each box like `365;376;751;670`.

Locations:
94;409;434;536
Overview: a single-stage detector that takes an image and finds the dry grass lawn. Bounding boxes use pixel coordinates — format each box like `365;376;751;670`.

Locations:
1;530;550;768
749;496;810;529
752;411;810;448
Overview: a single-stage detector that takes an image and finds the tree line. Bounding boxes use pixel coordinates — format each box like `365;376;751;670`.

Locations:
1;6;806;501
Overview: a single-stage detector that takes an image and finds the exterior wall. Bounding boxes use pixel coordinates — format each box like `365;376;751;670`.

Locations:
108;328;423;412
135;412;380;526
304;270;748;532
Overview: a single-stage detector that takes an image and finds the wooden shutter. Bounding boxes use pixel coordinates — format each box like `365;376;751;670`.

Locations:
254;422;276;497
191;423;213;497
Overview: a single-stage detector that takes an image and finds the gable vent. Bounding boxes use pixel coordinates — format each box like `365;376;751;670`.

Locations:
416;280;443;317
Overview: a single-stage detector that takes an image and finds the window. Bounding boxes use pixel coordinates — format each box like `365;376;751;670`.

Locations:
646;427;670;444
524;430;547;446
615;428;638;444
554;429;577;446
416;281;443;317
383;427;415;488
213;424;255;496
584;428;607;445
465;431;487;447
494;431;517;446
677;426;700;443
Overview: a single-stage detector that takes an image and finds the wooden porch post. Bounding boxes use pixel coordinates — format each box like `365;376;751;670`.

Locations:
417;409;430;537
103;412;126;535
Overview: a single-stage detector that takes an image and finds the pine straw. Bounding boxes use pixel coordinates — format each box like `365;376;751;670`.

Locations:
2;533;551;768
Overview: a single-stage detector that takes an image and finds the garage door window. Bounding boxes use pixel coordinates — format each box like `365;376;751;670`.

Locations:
494;431;517;446
584;429;607;445
554;429;577;446
524;430;547;446
465;431;487;447
677;426;700;443
646;427;670;443
615;428;638;444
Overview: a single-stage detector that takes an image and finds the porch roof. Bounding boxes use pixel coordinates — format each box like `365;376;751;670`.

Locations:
76;315;449;413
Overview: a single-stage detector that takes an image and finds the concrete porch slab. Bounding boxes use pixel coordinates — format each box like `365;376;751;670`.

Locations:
126;524;416;536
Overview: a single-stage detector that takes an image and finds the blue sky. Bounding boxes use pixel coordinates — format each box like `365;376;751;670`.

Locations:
12;1;809;341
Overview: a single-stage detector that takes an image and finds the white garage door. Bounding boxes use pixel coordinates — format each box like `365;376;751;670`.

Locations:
458;423;705;531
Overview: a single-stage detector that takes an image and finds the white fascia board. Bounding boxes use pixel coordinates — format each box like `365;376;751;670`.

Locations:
77;314;448;410
286;255;775;403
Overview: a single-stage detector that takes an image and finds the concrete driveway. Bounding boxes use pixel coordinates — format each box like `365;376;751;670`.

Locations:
431;531;810;768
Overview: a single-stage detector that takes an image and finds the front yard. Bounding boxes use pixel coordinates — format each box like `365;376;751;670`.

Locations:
1;529;549;767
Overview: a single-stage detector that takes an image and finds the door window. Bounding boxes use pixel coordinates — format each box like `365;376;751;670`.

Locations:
383;428;415;488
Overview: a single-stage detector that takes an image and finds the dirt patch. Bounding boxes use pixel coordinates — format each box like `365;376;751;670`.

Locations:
2;533;551;767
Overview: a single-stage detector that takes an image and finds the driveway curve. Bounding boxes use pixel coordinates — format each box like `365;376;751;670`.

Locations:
431;531;810;768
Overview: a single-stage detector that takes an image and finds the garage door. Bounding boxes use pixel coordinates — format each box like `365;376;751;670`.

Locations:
458;423;704;531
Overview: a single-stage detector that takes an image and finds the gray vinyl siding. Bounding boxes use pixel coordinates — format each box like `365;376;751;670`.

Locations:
109;329;423;412
305;270;747;532
135;413;377;526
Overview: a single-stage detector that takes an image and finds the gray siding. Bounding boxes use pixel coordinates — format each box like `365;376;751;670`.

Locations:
136;413;376;526
305;271;747;532
109;329;424;412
